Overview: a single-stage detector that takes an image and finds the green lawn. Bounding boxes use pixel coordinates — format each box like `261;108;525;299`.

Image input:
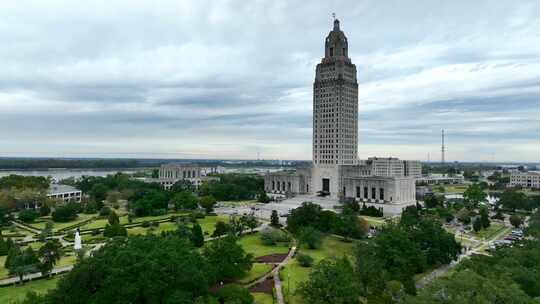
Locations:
238;263;272;284
127;222;178;236
252;292;273;304
0;256;8;278
474;223;507;240
0;276;60;304
280;236;356;304
237;233;289;258
197;215;229;236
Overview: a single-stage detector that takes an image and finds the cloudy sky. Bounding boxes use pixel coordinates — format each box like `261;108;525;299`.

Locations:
1;1;539;162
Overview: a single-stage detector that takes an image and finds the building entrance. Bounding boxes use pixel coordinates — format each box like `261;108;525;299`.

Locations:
322;178;330;193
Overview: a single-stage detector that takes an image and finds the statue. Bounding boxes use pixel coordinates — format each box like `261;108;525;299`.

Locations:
74;228;82;251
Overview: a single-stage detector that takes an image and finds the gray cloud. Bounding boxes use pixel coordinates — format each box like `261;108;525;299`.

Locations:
0;0;539;161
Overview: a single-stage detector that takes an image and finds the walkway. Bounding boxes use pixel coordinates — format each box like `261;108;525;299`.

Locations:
0;265;73;286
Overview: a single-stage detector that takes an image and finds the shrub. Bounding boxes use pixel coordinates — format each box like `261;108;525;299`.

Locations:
297;253;314;267
103;224;127;238
212;221;230;237
99;206;111;216
298;227;323;249
52;205;78;222
18;210;39;223
260;227;290;246
141;221;150;228
216;284;254;304
83;202;98;214
39;205;51;216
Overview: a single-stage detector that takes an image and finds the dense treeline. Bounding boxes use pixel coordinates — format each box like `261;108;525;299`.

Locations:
20;233;254;304
407;210;540;303
297;205;461;303
0;158;143;170
199;174;264;201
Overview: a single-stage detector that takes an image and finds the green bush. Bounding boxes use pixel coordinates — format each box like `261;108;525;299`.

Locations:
297;253;314;267
52;205;78;222
99;206;111;216
103;224;127;238
260;227;290;246
216;285;254;304
18;210;39;223
141;221;150;228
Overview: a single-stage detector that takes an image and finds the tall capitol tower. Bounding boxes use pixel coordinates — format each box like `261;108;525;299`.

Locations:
313;18;358;166
264;18;418;205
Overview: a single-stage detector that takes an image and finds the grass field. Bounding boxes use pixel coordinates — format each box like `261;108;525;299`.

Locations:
252;292;273;304
0;276;60;304
125;214;230;236
280;236;356;304
474;223;506;240
237;233;289;258
238;263;272;284
0;256;8;278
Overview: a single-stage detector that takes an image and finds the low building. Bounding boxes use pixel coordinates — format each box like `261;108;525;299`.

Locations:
510;171;540;189
416;174;464;185
158;163;220;190
47;184;82;203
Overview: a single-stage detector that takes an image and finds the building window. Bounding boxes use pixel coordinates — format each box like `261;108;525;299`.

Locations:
364;187;368;199
371;188;376;200
380;188;384;201
282;182;286;192
288;182;292;191
356;186;360;198
277;182;280;191
272;181;275;191
330;47;334;56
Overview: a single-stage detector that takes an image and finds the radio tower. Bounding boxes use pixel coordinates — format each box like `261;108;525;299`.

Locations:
441;129;446;164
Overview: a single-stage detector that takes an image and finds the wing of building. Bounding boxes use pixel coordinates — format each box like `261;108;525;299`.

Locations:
264;19;420;206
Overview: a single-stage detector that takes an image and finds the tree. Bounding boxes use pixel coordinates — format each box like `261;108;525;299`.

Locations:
108;210;119;226
38;239;63;277
297;253;314;267
43;235;213;303
38;221;54;242
90;183;109;207
18;209;39;223
103;224;127;238
510;214;523;228
202;236;253;282
424;194;442;209
256;191;270;204
270;210;280;227
8;247;39;284
39;204;51;216
407;269;533;304
298;226;323;249
286;202;323;233
170;180;195;193
212;221;229;237
260;227;289;246
199;195;217;213
500;190;528;212
241;213;259;233
171;191;199;210
463;184;487;209
298;257;360;304
216;285;254;304
52;204;78;222
333;207;368;240
479;206;490;228
191;223;204;248
473;217;483;233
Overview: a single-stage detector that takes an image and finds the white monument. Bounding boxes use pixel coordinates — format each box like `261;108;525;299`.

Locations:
74;229;82;250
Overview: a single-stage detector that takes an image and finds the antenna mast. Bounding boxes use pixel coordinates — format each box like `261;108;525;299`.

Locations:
441;129;446;164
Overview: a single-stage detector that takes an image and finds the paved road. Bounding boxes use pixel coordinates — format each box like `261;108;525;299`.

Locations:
0;265;73;286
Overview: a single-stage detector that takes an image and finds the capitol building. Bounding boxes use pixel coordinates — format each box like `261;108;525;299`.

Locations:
264;19;420;206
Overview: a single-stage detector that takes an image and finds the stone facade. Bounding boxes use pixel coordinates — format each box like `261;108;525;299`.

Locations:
159;163;219;190
264;19;419;205
510;171;540;189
